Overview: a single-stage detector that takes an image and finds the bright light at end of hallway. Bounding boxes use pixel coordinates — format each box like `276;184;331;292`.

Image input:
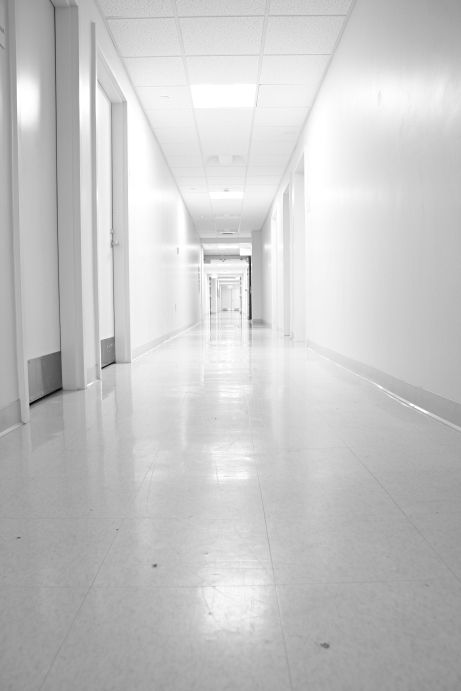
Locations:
190;84;257;109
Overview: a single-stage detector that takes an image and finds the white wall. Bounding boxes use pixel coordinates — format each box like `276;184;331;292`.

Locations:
262;0;461;414
0;0;20;430
251;231;262;321
65;0;201;367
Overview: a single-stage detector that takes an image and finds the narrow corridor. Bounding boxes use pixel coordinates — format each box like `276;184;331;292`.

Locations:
2;317;461;690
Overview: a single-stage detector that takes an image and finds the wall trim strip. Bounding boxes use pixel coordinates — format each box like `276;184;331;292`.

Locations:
309;340;461;433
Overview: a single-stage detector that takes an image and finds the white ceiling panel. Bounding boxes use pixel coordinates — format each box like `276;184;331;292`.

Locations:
251;140;294;157
187;56;259;84
252;125;299;141
249;154;290;167
200;135;250;158
269;0;351;14
205;166;247;178
98;0;354;238
124;57;187;86
167;154;204;167
98;0;173;18
196;109;253;136
177;0;266;15
260;54;329;84
146;108;196;128
178;180;208;192
180;17;264;55
246;176;281;186
108;18;180;56
265;16;345;54
137;86;192;110
208;177;245;188
170;167;204;177
161;140;202;156
155;126;197;143
247;165;286;176
254;107;308;126
257;84;316;109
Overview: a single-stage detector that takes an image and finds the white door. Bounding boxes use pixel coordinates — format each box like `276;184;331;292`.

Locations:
96;83;115;367
16;0;61;402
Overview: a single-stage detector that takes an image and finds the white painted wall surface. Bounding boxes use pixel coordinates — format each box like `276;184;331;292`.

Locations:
262;0;461;407
0;0;19;417
96;83;115;342
16;0;60;361
304;0;461;404
291;171;306;342
250;231;262;321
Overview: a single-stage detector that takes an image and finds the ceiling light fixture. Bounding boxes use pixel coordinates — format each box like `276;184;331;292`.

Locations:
191;84;257;109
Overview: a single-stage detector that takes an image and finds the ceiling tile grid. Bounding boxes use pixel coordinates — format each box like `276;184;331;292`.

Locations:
98;0;354;238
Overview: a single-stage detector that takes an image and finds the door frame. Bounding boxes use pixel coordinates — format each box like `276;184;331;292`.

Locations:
91;26;131;377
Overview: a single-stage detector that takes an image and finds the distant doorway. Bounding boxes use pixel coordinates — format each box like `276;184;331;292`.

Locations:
96;83;115;368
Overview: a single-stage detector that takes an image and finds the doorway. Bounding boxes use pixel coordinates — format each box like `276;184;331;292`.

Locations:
15;0;62;402
96;82;115;368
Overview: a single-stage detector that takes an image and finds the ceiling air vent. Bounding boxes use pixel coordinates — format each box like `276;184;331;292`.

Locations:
219;230;237;236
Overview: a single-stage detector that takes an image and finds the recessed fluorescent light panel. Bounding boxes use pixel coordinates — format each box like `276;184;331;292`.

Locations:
191;84;257;109
210;191;243;200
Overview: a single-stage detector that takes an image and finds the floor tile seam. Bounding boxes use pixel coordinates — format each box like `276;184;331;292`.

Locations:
78;575;457;591
345;443;461;586
38;513;125;691
255;463;295;691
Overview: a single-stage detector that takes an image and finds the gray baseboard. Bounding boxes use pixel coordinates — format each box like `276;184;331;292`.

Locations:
309;340;461;429
132;321;199;360
28;351;62;403
0;399;21;436
101;337;115;368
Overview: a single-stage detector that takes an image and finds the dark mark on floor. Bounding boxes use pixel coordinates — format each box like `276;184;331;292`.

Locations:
320;642;330;649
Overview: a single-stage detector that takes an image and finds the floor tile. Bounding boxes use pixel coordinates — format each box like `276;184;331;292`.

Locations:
278;578;461;690
42;586;291;691
0;587;86;691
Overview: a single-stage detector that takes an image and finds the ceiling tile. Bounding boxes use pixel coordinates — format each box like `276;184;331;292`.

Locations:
254;107;307;126
247;165;285;176
155;126;197;143
207;177;245;187
177;0;266;15
205;166;246;178
246;176;281;185
108;18;180;56
124;57;187;86
177;178;208;191
146;108;195;128
250;139;295;157
249;153;290;166
168;154;204;167
251;125;299;141
98;0;174;17
260;54;329;84
170;167;205;177
257;84;315;108
265;16;345;54
137;86;192;109
187;56;259;84
196;109;253;137
180;17;264;55
269;0;351;14
161;139;202;156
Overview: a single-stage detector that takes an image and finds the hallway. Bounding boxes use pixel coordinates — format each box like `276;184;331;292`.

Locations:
2;316;461;690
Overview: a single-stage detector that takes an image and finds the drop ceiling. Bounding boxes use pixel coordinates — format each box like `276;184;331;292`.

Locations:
98;0;353;238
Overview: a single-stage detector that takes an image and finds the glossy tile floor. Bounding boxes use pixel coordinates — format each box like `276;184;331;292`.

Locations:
2;315;461;690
